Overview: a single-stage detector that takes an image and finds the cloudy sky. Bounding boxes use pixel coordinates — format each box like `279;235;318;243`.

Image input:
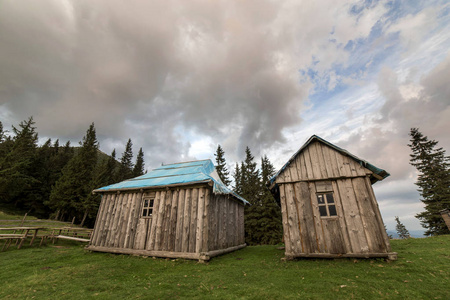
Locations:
1;0;449;233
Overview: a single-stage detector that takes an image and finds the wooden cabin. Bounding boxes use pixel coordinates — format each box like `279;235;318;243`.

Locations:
87;159;248;262
268;135;397;260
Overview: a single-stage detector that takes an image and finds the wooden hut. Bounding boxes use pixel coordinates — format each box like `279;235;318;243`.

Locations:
87;159;248;262
268;135;397;260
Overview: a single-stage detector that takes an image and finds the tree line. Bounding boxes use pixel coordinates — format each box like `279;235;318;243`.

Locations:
0;117;145;227
214;145;283;245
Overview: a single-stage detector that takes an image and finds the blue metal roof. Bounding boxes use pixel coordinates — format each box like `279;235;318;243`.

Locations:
94;159;248;205
269;135;390;186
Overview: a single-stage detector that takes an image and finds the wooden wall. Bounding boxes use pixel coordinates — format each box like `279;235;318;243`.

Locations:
90;185;245;255
275;141;391;257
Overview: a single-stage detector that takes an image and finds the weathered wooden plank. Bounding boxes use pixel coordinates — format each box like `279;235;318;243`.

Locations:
174;189;185;252
315;181;333;193
202;188;210;252
124;193;138;249
303;147;316;180
308;142;323;179
147;191;161;250
111;193;126;247
321;218;346;254
343;154;359;177
217;196;224;249
239;203;245;245
117;193;133;248
160;190;173;251
283;160;293;183
91;195;106;246
331;181;352;253
298;153;308;181
334;150;352;177
133;218;147;250
288;157;300;182
324;146;340;178
235;199;239;246
353;177;387;253
106;193;123;247
166;189;179;251
221;196;228;249
213;195;220;251
154;190;167;251
308;182;327;253
279;184;292;254
284;183;303;254
195;188;206;253
189;188;199;253
336;179;369;253
319;143;335;178
103;194;118;247
364;176;392;252
296;182;318;253
128;192;143;249
312;142;328;179
123;193;136;248
181;189;192;253
101;194;114;247
88;245;201;260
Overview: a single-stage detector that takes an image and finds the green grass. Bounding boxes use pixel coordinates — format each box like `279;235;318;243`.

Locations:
0;236;448;299
1;209;449;299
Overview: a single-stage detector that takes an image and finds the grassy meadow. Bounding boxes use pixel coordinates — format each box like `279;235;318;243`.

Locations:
1;209;449;299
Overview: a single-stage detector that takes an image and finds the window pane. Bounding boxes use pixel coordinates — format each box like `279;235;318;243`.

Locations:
329;205;337;216
149;199;154;208
317;194;325;204
326;193;334;204
143;209;148;217
144;199;149;207
148;208;153;216
319;206;327;217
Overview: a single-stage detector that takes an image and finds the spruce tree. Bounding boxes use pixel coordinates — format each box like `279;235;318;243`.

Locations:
49;123;99;222
133;147;145;177
0;117;39;208
214;145;231;186
257;155;283;244
233;163;242;195
395;216;410;239
408;128;450;235
118;138;134;181
241;147;262;245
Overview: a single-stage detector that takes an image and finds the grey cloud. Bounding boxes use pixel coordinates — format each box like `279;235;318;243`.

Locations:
0;0;308;168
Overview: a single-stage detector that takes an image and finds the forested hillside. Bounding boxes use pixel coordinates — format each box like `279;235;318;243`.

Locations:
0;118;145;227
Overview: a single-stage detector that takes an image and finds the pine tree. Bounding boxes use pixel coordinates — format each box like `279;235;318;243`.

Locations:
132;147;145;177
408;128;450;235
257;155;283;244
49;123;99;222
233;163;242;195
241;147;262;245
214;145;231;186
118;138;134;181
395;216;410;239
0;117;39;208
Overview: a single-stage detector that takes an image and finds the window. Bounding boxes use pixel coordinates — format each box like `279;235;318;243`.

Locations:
317;193;337;217
142;197;154;218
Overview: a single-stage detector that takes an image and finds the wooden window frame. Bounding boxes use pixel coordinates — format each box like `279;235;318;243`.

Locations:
141;197;155;218
316;192;338;218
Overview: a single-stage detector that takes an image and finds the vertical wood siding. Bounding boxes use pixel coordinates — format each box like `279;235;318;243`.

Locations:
277;141;391;256
90;186;245;254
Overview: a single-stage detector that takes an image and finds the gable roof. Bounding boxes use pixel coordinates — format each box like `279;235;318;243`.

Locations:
94;159;248;205
269;135;390;187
